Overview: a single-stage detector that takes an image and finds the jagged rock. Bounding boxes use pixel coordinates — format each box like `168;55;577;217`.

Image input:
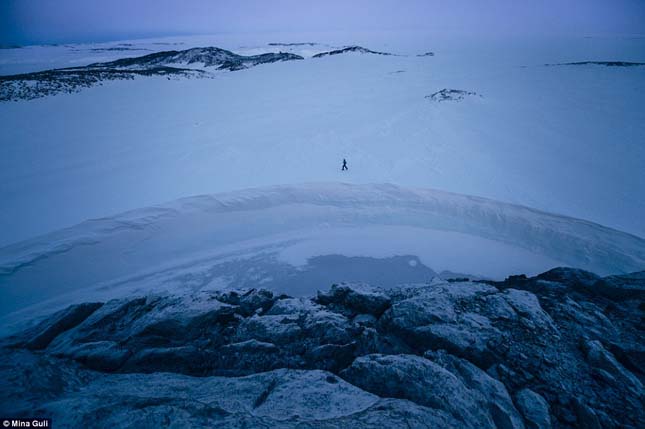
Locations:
352;313;378;327
266;297;321;315
303;309;353;344
46;295;235;355
581;339;643;394
312;46;393;58
325;398;460;428
426;88;481;102
1;267;644;428
9;302;103;350
305;342;356;372
316;283;391;316
555;296;618;341
427;350;525;429
592;272;645;300
515;388;551;429
341;353;524;429
213;340;284;375
236;314;302;345
572;397;602;429
0;349;92;415
482;293;518;320
218;288;276;316
535;267;600;290
95;47;304;71
414;321;500;367
64;340;132;372
380;282;504;366
502;289;558;333
120;346;214;375
0;47;304;101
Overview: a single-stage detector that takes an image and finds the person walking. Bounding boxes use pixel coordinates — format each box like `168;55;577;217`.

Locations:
341;158;348;171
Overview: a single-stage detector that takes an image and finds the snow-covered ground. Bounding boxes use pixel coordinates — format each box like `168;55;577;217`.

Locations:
1;32;644;332
1;32;644;245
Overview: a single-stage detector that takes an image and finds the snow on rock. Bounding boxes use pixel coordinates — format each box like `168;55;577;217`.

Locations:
581;339;643;394
236;314;303;345
315;282;391;316
590;272;645;300
2;267;643;427
340;353;524;429
0;46;303;101
11;302;103;350
426;88;481;101
89;46;303;71
501;289;558;332
312;46;393;58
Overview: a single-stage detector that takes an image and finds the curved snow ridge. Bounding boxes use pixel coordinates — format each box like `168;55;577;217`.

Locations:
1;183;643;277
0;206;180;276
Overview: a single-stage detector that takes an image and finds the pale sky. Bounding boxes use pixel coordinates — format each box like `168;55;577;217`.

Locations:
1;0;645;45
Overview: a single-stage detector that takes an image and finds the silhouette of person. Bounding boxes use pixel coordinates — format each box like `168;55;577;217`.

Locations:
342;158;348;171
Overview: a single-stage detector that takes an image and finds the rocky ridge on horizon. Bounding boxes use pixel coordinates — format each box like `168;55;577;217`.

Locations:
0;46;303;101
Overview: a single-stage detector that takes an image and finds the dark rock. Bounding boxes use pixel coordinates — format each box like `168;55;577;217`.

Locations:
535;267;600;291
426;88;481;102
572;397;602;429
305;342;356;372
236;313;303;345
341;353;523;429
312;46;393;58
592;272;645;300
268;42;319;47
2;268;644;427
120;346;214;375
11;302;103;350
88;47;303;70
581;339;643;394
64;340;132;372
316;283;391;316
233;288;277;316
0;47;304;101
514;388;551;429
547;61;645;67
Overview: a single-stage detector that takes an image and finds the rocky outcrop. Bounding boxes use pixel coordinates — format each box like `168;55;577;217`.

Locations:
89;47;303;71
268;42;319;47
1;268;643;428
11;302;103;350
0;66;205;102
315;283;391;316
515;388;551;429
426;88;482;102
546;61;645;67
312;46;393;58
341;352;524;429
0;46;304;101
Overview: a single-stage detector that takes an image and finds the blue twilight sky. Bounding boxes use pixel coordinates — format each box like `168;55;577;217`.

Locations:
1;0;645;45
